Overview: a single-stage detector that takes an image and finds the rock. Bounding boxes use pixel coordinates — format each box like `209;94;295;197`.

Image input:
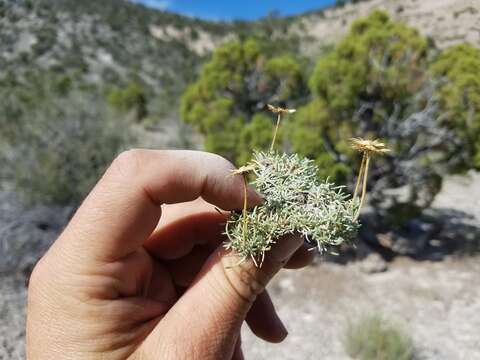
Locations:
0;191;72;275
372;218;439;256
359;253;388;274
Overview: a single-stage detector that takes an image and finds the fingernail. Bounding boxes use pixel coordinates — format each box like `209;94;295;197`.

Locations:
269;234;303;263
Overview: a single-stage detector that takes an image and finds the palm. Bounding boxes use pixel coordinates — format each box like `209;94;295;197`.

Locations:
65;202;232;358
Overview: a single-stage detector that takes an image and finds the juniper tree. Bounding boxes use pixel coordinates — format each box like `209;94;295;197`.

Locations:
180;39;307;163
430;44;480;169
291;11;465;226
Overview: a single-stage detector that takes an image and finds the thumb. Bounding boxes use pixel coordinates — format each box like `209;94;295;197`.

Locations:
144;235;303;359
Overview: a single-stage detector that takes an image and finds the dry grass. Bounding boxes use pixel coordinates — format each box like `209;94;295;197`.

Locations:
344;313;414;360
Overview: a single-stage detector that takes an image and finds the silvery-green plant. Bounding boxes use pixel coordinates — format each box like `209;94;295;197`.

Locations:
225;151;360;264
224;103;388;265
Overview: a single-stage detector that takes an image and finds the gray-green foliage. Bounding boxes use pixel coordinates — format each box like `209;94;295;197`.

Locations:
344;313;414;360
0;89;132;205
225;151;359;262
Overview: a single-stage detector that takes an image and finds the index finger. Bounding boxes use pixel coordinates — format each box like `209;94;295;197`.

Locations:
56;150;261;263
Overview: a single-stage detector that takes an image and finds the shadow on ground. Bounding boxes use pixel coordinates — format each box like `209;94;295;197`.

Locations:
322;208;480;266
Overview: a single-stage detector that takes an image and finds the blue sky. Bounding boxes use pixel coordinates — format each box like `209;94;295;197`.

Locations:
129;0;336;21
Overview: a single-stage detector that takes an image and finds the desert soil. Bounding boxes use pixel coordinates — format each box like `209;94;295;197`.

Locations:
243;171;480;359
242;257;480;359
1;172;480;359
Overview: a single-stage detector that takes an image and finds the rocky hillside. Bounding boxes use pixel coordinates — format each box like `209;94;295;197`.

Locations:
298;0;480;54
0;0;236;108
1;0;478;116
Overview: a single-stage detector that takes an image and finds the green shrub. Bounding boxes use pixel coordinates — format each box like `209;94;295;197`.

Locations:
309;10;428;124
289;98;351;183
293;11;458;223
237;113;281;164
344;313;414;360
430;44;480;169
180;38;306;164
4;92;131;205
107;80;148;121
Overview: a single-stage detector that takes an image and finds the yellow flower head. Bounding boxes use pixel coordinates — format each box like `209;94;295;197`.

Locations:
267;104;296;114
350;138;391;156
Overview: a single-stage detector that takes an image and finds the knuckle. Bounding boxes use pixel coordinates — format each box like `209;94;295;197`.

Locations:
221;258;268;303
110;148;156;179
206;151;235;171
112;149;142;176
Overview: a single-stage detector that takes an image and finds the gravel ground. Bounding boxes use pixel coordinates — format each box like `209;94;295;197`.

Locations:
242;171;480;359
1;172;479;359
431;170;480;222
242;257;480;359
0;275;27;360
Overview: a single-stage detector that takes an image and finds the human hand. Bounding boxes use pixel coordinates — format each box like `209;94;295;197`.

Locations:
27;150;314;359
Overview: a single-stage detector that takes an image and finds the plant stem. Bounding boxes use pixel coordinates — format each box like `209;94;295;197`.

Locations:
353;153;366;201
270;113;281;152
242;174;248;244
354;154;370;221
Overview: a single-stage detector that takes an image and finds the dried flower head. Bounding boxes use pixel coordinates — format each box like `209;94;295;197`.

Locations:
267;104;296;151
267;104;297;114
350;138;390;156
230;164;256;176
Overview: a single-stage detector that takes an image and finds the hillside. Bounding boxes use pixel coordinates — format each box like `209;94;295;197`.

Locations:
297;0;480;54
1;0;478;118
0;0;234;111
0;0;300;112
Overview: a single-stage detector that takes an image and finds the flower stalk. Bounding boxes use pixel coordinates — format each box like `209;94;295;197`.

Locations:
350;138;390;221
